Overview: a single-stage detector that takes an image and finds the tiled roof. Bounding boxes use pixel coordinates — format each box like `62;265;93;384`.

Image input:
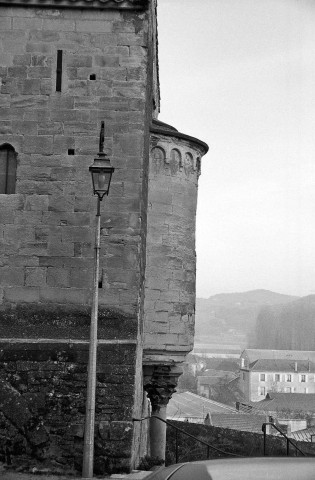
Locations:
167;391;238;421
290;426;315;442
249;393;315;413
211;413;267;434
250;359;315;373
0;0;147;8
201;369;237;377
197;371;238;385
197;377;221;386
196;344;242;350
242;349;315;364
193;344;241;354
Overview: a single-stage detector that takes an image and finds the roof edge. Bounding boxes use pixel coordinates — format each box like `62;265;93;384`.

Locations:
150;119;209;154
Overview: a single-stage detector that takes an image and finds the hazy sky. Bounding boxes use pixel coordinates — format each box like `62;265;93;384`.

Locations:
157;0;315;298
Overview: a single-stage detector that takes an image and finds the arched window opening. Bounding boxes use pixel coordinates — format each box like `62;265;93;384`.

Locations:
169;148;182;174
151;146;166;162
170;148;181;164
0;144;17;194
184;152;194;173
151;146;166;174
196;156;201;174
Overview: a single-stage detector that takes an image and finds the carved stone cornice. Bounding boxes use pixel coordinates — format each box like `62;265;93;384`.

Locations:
150;119;209;155
0;0;147;9
143;365;182;411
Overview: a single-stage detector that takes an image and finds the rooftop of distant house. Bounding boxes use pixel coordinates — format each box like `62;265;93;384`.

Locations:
241;349;315;364
291;426;315;442
210;413;267;434
193;344;241;356
239;393;315;414
167;391;238;421
197;370;238;385
168;392;271;434
249;358;315;373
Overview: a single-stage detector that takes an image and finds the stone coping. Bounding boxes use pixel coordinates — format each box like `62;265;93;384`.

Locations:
0;337;137;344
0;0;147;9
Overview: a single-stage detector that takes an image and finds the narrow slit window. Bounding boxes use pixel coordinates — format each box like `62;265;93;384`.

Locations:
0;144;17;194
98;269;103;289
56;50;63;92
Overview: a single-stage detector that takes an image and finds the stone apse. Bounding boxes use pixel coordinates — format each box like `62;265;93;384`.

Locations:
0;0;208;473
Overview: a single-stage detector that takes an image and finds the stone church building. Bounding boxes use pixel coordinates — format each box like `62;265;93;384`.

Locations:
0;0;208;474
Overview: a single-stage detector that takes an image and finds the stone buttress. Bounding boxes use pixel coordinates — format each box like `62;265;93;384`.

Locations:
142;120;208;460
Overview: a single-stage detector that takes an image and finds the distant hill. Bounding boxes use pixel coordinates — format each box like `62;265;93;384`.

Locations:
195;289;298;346
201;290;298;306
254;294;315;350
293;294;315;307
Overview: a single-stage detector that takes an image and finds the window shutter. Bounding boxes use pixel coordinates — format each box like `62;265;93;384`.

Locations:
0;146;17;194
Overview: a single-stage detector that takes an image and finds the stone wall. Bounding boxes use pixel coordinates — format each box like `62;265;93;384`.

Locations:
0;4;152;318
0;1;155;472
166;420;315;465
0;1;210;472
0;340;139;473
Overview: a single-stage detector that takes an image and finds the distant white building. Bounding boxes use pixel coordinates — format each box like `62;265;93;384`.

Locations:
239;349;315;402
192;343;241;358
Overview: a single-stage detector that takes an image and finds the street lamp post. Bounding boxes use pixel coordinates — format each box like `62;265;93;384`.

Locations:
82;122;115;479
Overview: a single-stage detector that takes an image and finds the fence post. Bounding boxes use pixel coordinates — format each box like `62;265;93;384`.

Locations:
287;438;290;456
175;428;178;464
207;445;210;459
262;423;267;456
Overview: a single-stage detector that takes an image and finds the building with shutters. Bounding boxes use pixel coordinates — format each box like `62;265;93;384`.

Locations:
240;349;315;402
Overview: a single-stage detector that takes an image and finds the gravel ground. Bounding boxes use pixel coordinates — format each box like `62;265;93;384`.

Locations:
0;464;107;480
1;475;80;480
0;473;82;480
0;465;152;480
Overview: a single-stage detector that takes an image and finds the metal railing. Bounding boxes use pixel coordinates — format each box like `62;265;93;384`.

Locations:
133;415;244;463
262;422;306;457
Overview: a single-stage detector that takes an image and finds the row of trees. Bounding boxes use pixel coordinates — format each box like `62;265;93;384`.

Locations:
254;296;315;350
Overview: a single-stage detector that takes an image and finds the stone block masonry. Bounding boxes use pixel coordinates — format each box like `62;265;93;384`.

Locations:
0;4;152;324
0;1;157;473
0;0;210;473
0;340;137;474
